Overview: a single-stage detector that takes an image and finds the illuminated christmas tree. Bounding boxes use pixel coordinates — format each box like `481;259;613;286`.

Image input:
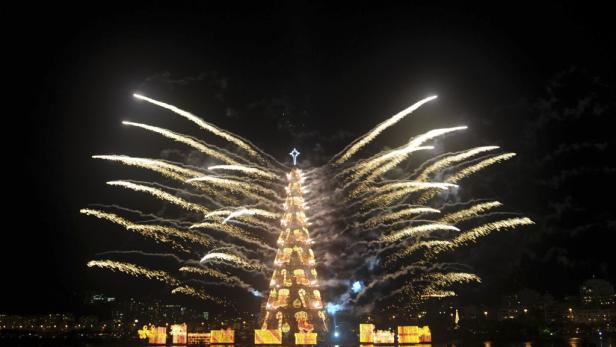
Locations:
260;149;328;340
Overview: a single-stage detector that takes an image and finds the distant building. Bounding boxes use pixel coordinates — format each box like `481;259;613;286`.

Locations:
580;278;614;305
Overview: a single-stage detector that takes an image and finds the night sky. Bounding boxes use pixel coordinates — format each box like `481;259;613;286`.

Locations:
3;2;615;314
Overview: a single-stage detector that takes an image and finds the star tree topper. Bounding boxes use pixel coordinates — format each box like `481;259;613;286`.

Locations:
290;148;300;166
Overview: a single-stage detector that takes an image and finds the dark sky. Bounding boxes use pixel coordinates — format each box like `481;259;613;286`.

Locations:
2;2;615;314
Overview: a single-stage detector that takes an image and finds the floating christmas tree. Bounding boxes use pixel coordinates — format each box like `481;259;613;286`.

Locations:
260;149;328;340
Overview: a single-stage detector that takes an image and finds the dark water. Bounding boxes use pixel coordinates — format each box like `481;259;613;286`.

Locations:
0;338;614;347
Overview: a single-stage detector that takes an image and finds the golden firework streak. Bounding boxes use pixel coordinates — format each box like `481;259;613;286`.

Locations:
415;146;500;181
363;207;440;227
190;222;271;250
333;95;438;164
364;182;456;207
437;201;503;224
445;153;517;184
179;266;256;290
350;126;467;182
390;240;453;263
209;165;279;180
223;208;279;223
417;153;517;203
133;94;266;164
107;180;209;214
122;121;240;165
200;252;263;271
452;217;534;245
171;286;226;305
381;224;460;243
93;155;202;181
428;272;481;287
87;259;178;285
186;175;279;203
80;208;212;248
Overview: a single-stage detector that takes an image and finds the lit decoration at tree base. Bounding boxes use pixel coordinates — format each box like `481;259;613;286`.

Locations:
254;329;283;345
360;323;376;343
170;323;188;344
187;332;210;345
374;329;396;344
360;323;430;344
397;326;432;344
294;332;318;345
210;328;234;344
138;325;167;345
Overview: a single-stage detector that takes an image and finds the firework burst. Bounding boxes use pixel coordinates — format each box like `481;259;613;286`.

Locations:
82;92;532;316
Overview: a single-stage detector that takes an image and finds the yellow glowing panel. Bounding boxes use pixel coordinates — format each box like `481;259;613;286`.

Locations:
294;332;317;345
210;329;234;343
254;329;282;345
360;323;375;343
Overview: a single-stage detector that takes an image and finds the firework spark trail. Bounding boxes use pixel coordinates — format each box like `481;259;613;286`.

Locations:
201;210;280;233
87;259;179;285
392;271;481;299
363;183;457;207
449;217;534;246
356;126;468;186
122;180;214;203
129;224;213;248
186;176;282;206
204;209;280;234
187;180;251;207
93;155;203;181
427;272;481;287
332;95;438;164
355;264;426;300
127;180;227;210
122;121;243;165
387;240;453;264
80;208;212;249
204;210;233;219
414;146;500;181
417;153;517;204
107;180;209;214
88;204;193;229
179;266;257;291
171;286;226;305
347;146;434;195
190;222;275;251
369;181;457;196
80;209;187;252
419;290;457;298
437;201;503;224
209;165;280;181
445;153;517;184
180;266;234;282
380;224;460;243
81;208;130;227
200;252;264;271
228;217;281;235
362;207;441;228
133;93;283;168
348;125;467;181
223;208;279;223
